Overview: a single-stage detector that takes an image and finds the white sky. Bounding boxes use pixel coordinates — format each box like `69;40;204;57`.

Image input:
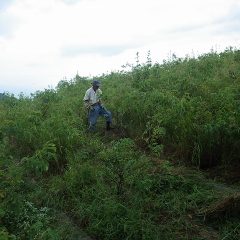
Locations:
0;0;239;95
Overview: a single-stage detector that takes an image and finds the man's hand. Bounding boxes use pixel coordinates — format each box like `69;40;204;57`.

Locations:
84;100;91;109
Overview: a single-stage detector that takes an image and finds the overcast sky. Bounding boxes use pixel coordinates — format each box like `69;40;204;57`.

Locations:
0;0;239;96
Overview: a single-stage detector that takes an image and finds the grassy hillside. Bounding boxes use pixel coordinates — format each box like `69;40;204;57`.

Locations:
0;48;240;239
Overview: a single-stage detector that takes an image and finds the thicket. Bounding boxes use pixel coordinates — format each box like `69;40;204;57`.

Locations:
103;48;240;168
0;48;239;239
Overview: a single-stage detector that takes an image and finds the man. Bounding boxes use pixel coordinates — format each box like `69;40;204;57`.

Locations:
83;80;112;131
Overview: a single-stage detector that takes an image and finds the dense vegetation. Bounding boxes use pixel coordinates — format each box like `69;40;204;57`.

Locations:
0;48;240;239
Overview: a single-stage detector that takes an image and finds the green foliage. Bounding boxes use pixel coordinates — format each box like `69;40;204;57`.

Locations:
64;162;98;195
103;48;240;167
3;200;59;240
22;142;57;176
0;229;16;240
100;138;137;195
220;221;240;240
0;48;240;239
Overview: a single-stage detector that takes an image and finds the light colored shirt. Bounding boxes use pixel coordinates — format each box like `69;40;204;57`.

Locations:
83;87;102;106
